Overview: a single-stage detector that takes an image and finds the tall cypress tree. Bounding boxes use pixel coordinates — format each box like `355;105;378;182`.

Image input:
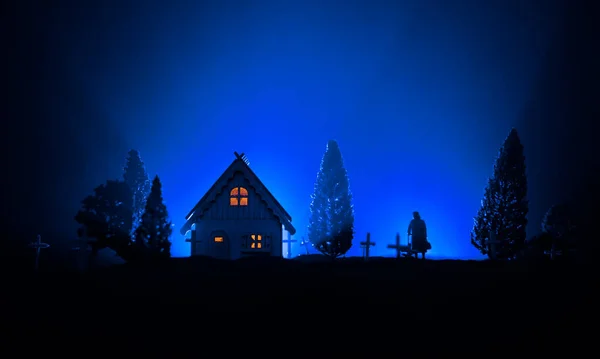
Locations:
135;175;172;258
470;178;500;258
123;149;151;238
471;128;528;259
308;140;355;258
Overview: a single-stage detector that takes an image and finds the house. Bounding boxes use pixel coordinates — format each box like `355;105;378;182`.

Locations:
180;152;296;260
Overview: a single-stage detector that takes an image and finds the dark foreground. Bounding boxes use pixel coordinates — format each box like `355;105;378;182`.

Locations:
3;256;597;355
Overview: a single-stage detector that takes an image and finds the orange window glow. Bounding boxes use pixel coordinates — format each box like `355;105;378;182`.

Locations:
229;186;248;206
250;234;262;249
214;236;224;243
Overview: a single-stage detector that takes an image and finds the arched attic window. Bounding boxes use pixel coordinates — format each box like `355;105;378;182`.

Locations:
230;187;248;206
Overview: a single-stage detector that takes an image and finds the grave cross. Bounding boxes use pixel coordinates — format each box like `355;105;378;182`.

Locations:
300;237;310;255
360;232;376;259
387;232;403;259
28;235;50;271
282;235;297;259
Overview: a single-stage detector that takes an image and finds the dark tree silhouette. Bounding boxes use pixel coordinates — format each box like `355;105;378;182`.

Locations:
135;175;172;259
308;140;354;258
541;203;577;258
74;180;134;260
471;128;528;259
542;203;576;240
123;149;151;238
523;231;554;259
470;178;499;258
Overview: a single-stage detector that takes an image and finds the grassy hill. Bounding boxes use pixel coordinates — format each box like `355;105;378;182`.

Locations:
2;256;595;354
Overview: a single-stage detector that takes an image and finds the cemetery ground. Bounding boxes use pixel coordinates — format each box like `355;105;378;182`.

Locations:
2;255;597;354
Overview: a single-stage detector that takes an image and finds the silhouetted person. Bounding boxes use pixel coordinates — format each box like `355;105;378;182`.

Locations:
408;211;429;259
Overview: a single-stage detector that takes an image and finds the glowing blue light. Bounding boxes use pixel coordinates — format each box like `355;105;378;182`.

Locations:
78;1;533;262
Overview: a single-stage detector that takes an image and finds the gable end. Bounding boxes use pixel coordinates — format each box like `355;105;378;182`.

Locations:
180;156;296;236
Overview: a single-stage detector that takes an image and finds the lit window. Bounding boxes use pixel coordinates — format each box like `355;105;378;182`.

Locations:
229;187;249;206
214;236;224;243
250;234;262;249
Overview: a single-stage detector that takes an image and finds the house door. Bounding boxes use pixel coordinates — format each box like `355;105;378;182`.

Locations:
209;231;230;259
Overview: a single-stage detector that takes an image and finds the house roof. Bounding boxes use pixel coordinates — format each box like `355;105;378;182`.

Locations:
179;152;296;236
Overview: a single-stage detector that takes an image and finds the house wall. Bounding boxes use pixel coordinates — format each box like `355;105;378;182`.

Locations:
193;219;282;259
191;172;283;259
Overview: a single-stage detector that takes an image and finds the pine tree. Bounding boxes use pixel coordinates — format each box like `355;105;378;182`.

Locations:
135;175;172;259
308;140;355;258
123;149;151;239
471;128;528;259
